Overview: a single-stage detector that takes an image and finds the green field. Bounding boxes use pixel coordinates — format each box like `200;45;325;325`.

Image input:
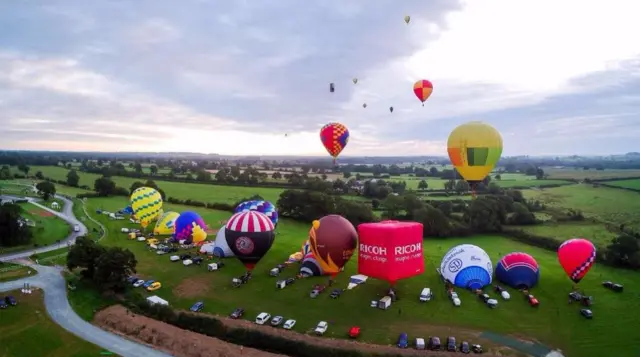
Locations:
79;196;640;357
543;167;640;180
0;290;115;357
0;203;70;254
0;263;37;282
512;223;618;247
603;178;640;190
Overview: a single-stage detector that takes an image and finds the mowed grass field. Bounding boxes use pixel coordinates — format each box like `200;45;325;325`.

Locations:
0;203;70;254
0;290;115;357
82;196;640;357
511;223;618;247
543;167;640;180
603;178;640;190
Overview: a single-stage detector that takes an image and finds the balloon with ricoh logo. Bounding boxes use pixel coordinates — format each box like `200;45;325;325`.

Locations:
440;244;492;290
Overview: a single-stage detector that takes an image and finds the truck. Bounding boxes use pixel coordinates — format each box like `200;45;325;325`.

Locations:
378;296;392;310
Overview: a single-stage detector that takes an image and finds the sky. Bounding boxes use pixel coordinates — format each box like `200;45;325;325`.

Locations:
1;0;640;157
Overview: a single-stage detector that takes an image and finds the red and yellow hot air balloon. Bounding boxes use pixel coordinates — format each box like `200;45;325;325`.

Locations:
320;122;350;164
413;79;433;106
558;238;596;284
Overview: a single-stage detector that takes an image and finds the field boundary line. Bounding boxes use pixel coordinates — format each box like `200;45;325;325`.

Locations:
79;198;108;242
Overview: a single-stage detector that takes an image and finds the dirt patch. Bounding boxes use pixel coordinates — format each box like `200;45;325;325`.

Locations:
94;305;288;357
173;276;212;298
29;209;54;217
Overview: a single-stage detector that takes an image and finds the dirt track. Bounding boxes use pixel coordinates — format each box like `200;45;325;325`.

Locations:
95;305;509;357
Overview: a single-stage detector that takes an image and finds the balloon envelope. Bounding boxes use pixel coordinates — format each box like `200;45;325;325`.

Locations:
440;244;493;290
404;15;411;24
447;121;503;183
234;200;279;226
173;211;208;244
319;122;350;162
309;215;358;276
154;211;180;236
299;252;326;277
413;80;433;103
130;187;163;228
225;211;276;270
558;238;596;283
213;226;234;257
495;252;540;289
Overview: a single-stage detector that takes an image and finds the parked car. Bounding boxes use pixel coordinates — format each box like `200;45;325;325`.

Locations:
156;249;167;255
460;341;471;354
179;254;191;260
450;292;461;306
230;308;244;319
142;280;155;288
581;295;594;307
0;299;7;309
527;294;540;307
190;301;204;312
5;296;17;306
330;289;343;299
611;283;624;292
428;336;441;351
270;315;284;326
397;332;409;348
446;336;457;352
310;284;326;298
133;279;145;288
147;282;162;291
580;308;593;319
479;293;490;303
569;291;582;302
168;247;178;253
127;276;138;284
314;321;328;335
255;312;271;325
472;344;483;353
283;319;296;330
73;224;80;232
170;255;180;262
285;277;296;285
494;285;504;293
349;326;361;338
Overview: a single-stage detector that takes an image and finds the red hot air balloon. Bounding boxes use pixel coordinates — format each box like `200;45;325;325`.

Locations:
308;215;358;282
413;79;433;106
319;122;350;164
225;211;276;273
558;238;596;283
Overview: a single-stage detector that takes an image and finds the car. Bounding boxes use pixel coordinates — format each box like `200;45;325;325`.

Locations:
283;319;296;330
0;299;7;309
270;315;284;326
230;308;244;319
170;255;180;262
255;312;271;325
527;294;540;307
580;308;593;319
314;321;328;335
310;290;320;298
460;341;471;354
494;285;504;293
147;238;159;245
285;277;296;285
168;247;178;253
397;332;409;348
446;336;457;352
611;283;624;292
5;296;17;306
602;281;613;289
127;276;138;284
179;254;191;260
569;291;582;302
581;295;593;307
133;279;145;288
193;257;204;265
427;336;441;351
142;280;155;288
479;293;490;303
157;244;167;250
73;224;80;232
472;344;483;353
190;301;204;312
349;326;361;338
330;289;343;299
147;282;161;291
156;249;167;255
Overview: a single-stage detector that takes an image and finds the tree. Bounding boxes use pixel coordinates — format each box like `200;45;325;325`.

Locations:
149;165;158;175
94;177;116;196
271;171;282;180
463;196;507;233
35;171;44;179
66;169;80;187
535;168;545;180
67;236;106;279
0;165;12;180
17;164;30;176
93;247;137;292
418;180;428;191
495;174;502;180
0;203;32;247
35;181;56;201
134;163;143;174
343;171;352;179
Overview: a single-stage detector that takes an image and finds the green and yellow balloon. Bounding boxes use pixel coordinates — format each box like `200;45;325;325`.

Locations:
130;187;163;228
447;121;503;195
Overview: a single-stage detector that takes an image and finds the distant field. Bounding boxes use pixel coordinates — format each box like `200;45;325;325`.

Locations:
543;167;640;180
603;178;640;190
514;222;618;247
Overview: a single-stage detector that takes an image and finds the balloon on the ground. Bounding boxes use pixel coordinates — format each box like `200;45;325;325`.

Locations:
122;206;133;215
154;211;180;236
413;79;433;105
447;121;503;184
308;215;358;278
302;239;311;255
299;252;326;277
200;242;215;254
130;187;163;228
357;220;424;286
234;200;278;226
213;226;234;257
320;122;350;164
558;238;596;283
173;211;208;244
440;244;493;290
495;252;540;289
347;274;368;290
225;211;276;271
287;251;303;264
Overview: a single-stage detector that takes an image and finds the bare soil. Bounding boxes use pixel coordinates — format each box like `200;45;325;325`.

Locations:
172;276;212;298
95;305;507;357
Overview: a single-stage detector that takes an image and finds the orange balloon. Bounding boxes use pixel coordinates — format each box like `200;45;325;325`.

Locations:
413;80;433;105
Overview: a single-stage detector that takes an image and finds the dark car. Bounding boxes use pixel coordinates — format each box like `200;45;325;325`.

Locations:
284;277;295;285
446;336;457;352
460;341;471;354
0;299;7;309
192;257;204;265
127;276;138;284
276;264;286;271
190;301;204;312
612;283;624;292
581;295;593;307
479;294;490;303
569;291;582;302
494;285;504;293
602;281;613;289
580;308;593;319
397;333;409;348
230;308;245;319
5;296;17;306
168;247;178;253
428;336;441;351
330;289;343;299
472;344;483;353
180;254;191;260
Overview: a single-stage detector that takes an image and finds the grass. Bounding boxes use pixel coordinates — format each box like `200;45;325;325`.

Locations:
78;195;640;357
542;167;640;180
603;178;640;190
511;222;618;247
0;203;71;255
66;276;118;321
0;263;37;282
0;289;116;357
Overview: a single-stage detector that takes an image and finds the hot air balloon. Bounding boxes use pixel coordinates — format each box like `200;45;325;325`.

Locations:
495;252;540;289
299;252;326;277
389;106;394;113
329;83;335;93
440;244;493;290
154;211;180;235
213;226;234;257
302;239;311;255
404;15;411;24
413;79;433;106
308;215;358;282
130;187;163;228
558;238;596;284
173;211;208;244
362;103;367;108
234;200;278;226
447;121;503;197
352;78;358;84
225;211;276;272
320;122;350;164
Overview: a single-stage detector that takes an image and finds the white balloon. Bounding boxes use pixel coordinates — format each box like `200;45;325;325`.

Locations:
213;226;234;257
440;244;493;289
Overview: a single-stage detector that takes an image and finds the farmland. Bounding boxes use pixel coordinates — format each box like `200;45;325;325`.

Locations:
0;203;70;255
79;195;640;357
602;178;640;190
542;167;640;180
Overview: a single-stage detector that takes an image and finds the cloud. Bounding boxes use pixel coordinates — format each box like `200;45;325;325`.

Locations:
0;0;639;156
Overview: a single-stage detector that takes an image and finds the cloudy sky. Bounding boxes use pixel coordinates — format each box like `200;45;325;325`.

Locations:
2;0;639;156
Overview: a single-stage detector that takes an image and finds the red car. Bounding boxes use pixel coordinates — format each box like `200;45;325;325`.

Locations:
349;326;361;338
313;284;327;293
527;294;539;307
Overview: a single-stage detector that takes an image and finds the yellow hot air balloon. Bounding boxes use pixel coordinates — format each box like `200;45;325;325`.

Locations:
130;187;163;228
447;121;503;189
404;15;411;24
154;211;180;235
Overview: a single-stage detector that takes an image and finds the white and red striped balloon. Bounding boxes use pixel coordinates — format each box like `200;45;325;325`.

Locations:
225;210;275;233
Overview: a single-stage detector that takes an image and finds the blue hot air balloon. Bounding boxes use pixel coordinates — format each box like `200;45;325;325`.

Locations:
234;200;279;226
440;244;493;290
495;252;540;289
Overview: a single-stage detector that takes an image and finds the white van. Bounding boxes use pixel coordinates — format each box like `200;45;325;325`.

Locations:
419;288;432;302
378;296;392;310
415;338;425;350
73;224;80;232
183;259;193;266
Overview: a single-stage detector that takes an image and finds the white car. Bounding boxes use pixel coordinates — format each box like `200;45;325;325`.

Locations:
170;255;180;262
133;280;145;287
450;292;461;306
255;312;271;325
73;224;80;232
137;237;146;242
156;250;167;255
283;319;296;330
314;321;328;335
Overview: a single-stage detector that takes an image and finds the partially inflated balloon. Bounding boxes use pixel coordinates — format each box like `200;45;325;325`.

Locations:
225;211;276;271
174;211;208;244
320;122;350;164
130;187;163;228
308;215;358;278
447;121;503;184
234;200;278;226
558;238;596;283
413;80;433;105
299;252;327;277
154;211;180;235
